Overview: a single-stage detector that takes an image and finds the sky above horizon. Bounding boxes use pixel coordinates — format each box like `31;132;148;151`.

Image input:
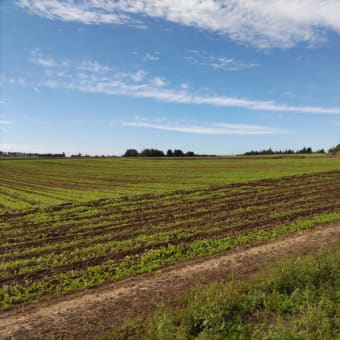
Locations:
1;0;340;155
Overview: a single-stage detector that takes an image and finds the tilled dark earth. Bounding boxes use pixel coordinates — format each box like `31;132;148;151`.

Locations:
1;170;340;312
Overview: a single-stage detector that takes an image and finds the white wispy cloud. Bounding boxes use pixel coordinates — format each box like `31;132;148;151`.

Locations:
130;70;147;82
18;0;144;27
31;49;146;82
152;77;166;87
210;57;258;71
31;49;70;68
185;50;258;71
8;51;340;115
19;1;340;48
144;52;160;61
30;49;111;73
0;120;14;125
123;118;284;135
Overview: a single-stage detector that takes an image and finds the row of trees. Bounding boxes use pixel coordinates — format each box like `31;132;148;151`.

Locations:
328;144;340;154
241;147;325;156
0;151;66;158
2;144;338;158
124;148;196;157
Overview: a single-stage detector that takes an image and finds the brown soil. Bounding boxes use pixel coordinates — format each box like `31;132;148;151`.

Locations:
2;191;336;262
0;223;339;339
3;173;339;249
3;202;339;287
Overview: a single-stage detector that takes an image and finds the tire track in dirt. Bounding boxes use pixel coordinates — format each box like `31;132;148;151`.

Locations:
1;223;339;339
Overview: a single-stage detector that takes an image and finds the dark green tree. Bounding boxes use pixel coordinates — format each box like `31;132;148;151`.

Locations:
123;149;139;157
173;149;184;157
140;149;165;157
328;144;340;154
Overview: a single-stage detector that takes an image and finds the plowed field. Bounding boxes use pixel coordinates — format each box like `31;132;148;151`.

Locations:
1;169;340;310
1;156;340;211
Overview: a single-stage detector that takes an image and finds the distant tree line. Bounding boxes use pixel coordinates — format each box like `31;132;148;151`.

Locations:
69;153;117;158
0;151;118;158
328;144;340;154
0;151;66;158
240;147;325;156
70;153;91;158
124;148;195;157
3;144;337;158
123;148;212;157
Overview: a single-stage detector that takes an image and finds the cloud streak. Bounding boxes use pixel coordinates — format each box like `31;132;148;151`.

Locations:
144;53;160;61
9;51;340;116
0;120;14;125
19;0;340;48
123;118;284;135
186;50;258;71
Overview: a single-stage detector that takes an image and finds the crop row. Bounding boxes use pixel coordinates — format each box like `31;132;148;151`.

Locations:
2;186;339;257
1;189;334;263
1;171;340;309
1;157;340;211
2;171;339;255
2;170;337;229
2;200;338;283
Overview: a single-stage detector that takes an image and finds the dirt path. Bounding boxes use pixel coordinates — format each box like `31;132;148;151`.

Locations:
1;224;340;339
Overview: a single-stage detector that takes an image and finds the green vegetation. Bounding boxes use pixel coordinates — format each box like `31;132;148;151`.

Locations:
1;169;340;309
329;143;340;154
1;156;340;211
123;148;197;157
0;157;339;311
109;247;340;339
241;146;325;156
0;151;66;158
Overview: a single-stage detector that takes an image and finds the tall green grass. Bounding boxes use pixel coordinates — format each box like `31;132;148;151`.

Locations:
108;247;340;339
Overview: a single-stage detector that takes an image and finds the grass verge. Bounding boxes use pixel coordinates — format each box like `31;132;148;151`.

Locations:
108;246;340;339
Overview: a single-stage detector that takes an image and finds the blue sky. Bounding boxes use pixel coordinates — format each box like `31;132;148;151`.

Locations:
1;1;340;155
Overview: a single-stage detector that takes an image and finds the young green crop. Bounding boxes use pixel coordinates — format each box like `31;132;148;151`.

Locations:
1;160;339;310
1;156;340;210
1;209;340;309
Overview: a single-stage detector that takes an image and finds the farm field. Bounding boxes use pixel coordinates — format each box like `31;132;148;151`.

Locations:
1;156;340;310
1;156;340;211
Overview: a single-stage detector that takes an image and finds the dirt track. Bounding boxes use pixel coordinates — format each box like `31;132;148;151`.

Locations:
1;223;340;339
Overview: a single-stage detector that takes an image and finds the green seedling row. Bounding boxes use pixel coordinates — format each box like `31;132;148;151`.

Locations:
1;168;340;309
